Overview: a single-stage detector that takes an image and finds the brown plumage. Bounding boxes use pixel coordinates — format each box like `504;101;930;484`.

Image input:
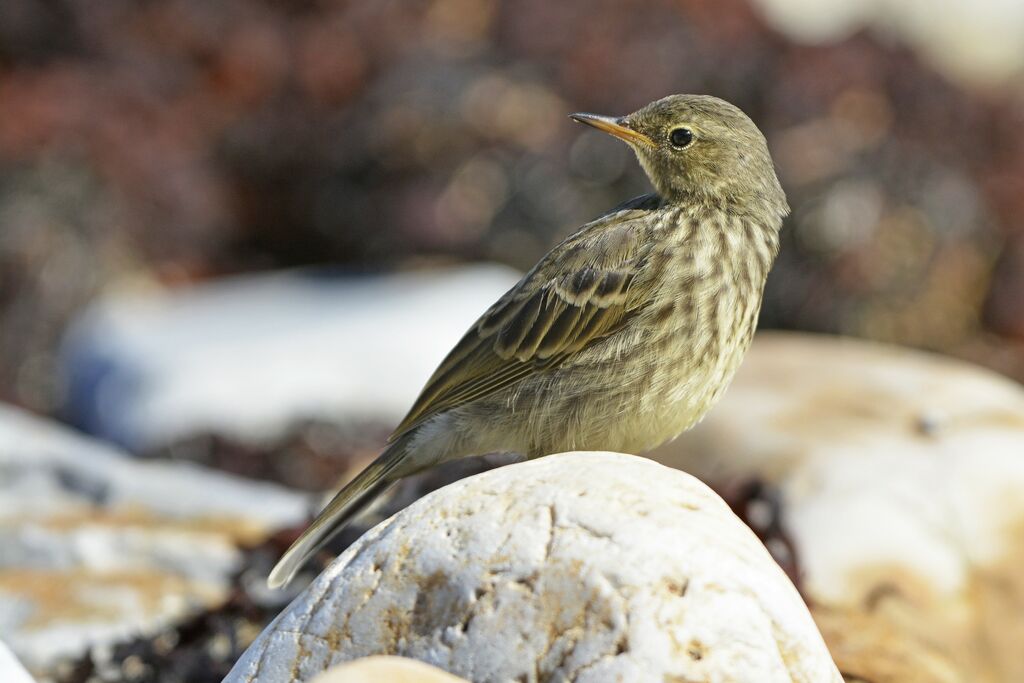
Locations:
269;94;789;588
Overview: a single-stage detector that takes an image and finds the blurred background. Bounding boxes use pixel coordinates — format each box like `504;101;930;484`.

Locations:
4;0;1024;425
2;0;1024;680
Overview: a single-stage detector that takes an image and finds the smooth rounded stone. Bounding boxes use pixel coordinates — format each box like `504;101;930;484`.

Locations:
657;331;1024;683
0;405;309;675
309;656;468;683
226;452;842;683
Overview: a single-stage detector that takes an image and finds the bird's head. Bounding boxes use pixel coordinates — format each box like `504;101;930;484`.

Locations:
571;94;788;217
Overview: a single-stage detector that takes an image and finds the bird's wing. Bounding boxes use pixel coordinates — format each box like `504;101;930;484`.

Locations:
389;205;661;441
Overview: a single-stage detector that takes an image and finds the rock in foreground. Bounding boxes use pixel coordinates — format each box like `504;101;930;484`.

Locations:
226;452;841;683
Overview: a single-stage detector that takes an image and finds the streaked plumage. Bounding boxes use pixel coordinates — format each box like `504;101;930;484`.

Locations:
269;94;789;588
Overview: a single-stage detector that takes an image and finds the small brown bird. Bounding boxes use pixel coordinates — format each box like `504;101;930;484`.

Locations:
269;94;789;588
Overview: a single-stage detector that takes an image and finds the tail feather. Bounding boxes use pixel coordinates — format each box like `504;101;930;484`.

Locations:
267;441;407;589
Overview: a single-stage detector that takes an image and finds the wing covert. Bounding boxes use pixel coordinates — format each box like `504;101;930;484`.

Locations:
388;207;659;440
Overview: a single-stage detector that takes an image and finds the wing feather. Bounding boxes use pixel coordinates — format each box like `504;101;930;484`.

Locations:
388;202;662;441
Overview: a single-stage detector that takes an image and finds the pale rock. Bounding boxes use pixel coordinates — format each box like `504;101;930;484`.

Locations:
0;405;309;675
60;265;520;450
309;656;468;683
0;639;36;683
750;0;1024;86
657;332;1024;683
226;452;841;683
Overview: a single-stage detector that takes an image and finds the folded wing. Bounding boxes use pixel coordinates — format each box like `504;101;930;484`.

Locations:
389;210;660;440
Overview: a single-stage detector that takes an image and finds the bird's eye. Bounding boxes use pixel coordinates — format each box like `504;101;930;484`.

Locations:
669;128;693;148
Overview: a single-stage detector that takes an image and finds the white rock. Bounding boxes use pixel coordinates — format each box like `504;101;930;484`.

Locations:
0;640;36;683
750;0;1024;86
226;452;841;683
60;265;520;450
656;332;1024;682
0;404;309;674
309;656;468;683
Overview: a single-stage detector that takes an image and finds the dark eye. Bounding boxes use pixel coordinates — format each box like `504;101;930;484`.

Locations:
669;128;693;148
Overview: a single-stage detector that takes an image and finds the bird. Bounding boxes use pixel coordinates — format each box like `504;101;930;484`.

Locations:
268;94;789;589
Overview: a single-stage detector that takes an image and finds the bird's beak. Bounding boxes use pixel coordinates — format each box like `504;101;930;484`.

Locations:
569;113;654;147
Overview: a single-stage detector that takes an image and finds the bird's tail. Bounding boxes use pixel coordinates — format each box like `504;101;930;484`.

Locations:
267;437;410;589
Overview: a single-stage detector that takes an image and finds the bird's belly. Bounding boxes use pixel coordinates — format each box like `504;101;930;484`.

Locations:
460;277;761;458
467;342;746;458
636;359;741;450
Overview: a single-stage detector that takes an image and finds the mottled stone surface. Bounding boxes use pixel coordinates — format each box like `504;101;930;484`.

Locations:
658;331;1024;683
226;452;841;683
0;405;309;674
